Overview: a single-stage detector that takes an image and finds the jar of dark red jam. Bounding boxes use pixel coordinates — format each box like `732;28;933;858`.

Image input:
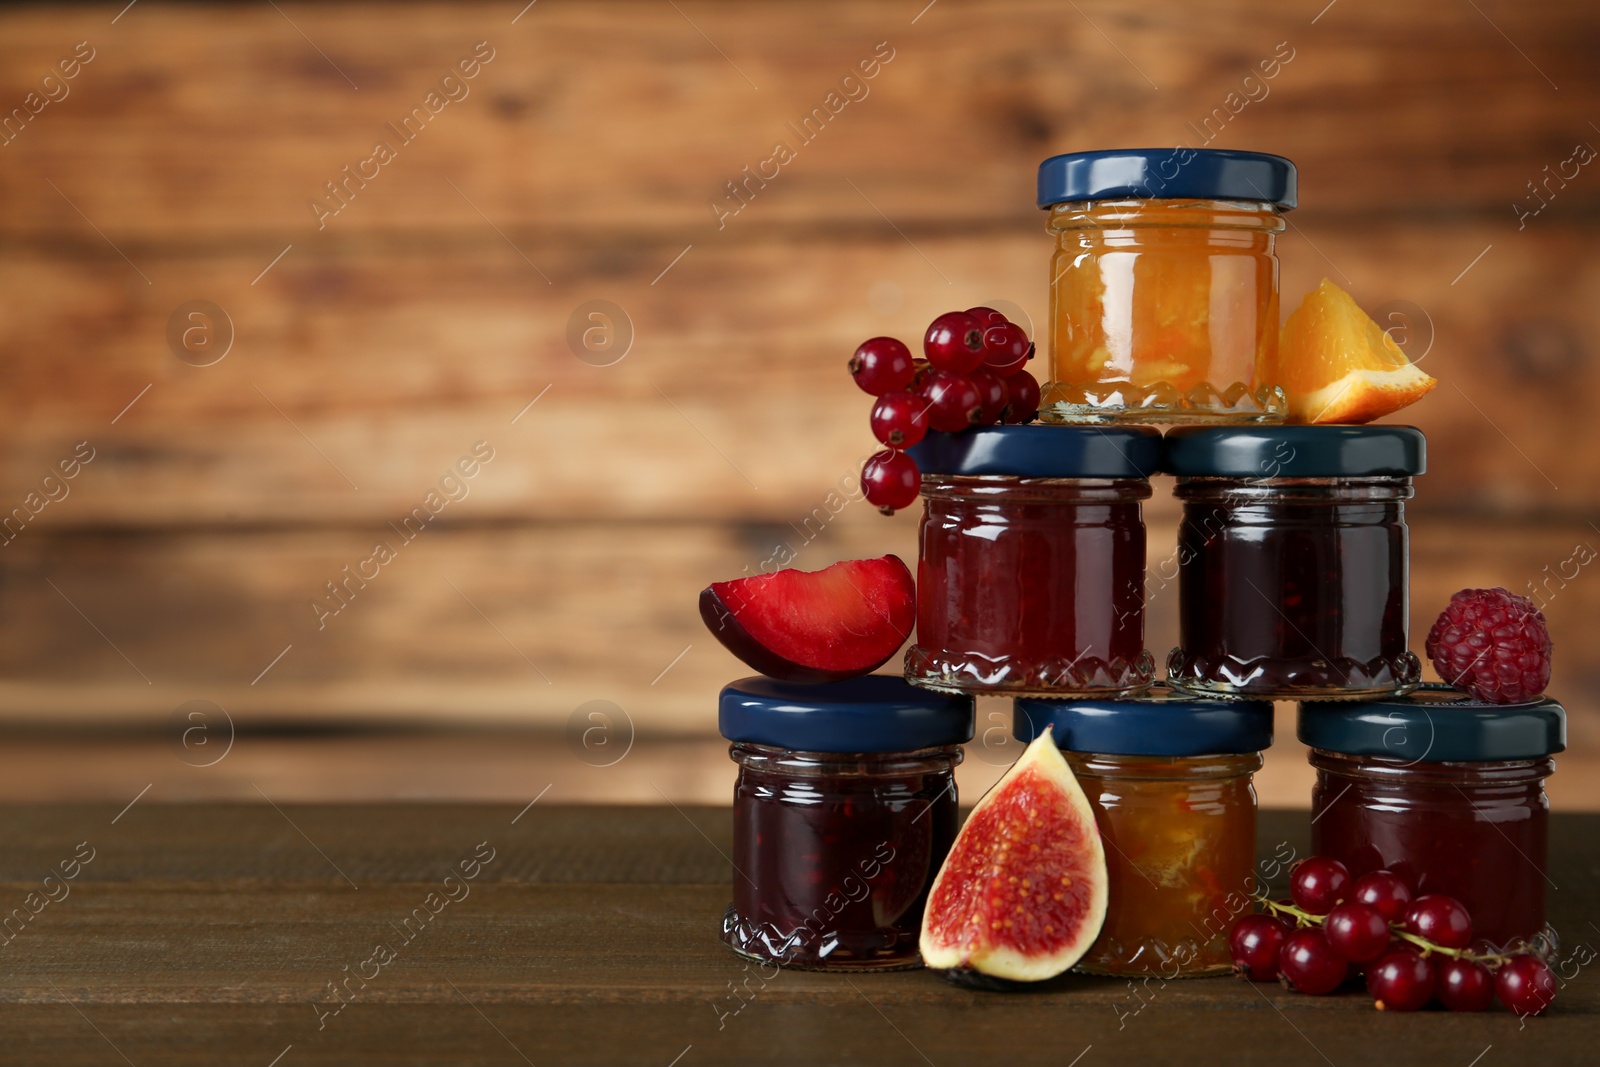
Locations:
904;425;1161;697
1015;685;1273;977
1165;425;1425;700
1302;685;1565;950
719;675;973;970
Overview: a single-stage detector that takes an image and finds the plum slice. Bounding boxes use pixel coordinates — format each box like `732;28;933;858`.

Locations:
698;555;916;683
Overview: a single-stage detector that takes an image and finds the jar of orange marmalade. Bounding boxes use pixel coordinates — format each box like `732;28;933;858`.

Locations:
1014;684;1273;977
1037;149;1296;424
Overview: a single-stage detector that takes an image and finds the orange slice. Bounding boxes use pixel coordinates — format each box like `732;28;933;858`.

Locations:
1271;279;1438;424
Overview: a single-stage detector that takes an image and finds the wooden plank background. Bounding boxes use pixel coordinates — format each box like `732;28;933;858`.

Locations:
0;1;1597;760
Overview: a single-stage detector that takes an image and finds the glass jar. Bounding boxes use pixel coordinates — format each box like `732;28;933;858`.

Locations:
904;425;1161;697
718;675;972;971
1302;687;1566;950
1165;426;1426;700
1036;149;1296;425
1015;685;1273;977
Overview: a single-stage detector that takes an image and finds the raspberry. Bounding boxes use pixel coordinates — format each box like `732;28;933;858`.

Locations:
1425;587;1552;704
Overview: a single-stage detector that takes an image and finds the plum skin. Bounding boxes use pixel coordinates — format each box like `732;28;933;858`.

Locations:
699;587;904;683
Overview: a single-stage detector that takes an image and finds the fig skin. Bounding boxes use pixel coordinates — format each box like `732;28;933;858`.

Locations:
941;967;1039;993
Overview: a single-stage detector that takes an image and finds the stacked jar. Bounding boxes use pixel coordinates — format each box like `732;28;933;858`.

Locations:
1163;424;1426;701
904;423;1162;698
1301;684;1566;949
1036;147;1297;425
1013;685;1274;977
718;676;973;971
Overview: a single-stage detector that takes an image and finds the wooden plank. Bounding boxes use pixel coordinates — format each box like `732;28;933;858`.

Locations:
0;518;924;726
0;807;1592;1064
0;517;1595;741
2;999;1597;1067
0;222;1596;525
0;1;1595;244
0;804;735;886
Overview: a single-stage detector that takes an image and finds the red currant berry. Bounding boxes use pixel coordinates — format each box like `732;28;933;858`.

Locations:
869;391;929;449
849;337;914;396
919;370;983;432
1496;954;1556;1016
923;311;986;373
1403;894;1472;949
1436;957;1495;1012
860;449;920;513
1229;914;1289;982
965;305;1009;328
1352;870;1413;923
1001;368;1040;423
1324;902;1391;964
1278;929;1348;995
967;367;1008;425
982;322;1031;376
1368;949;1436;1011
1290;856;1351;916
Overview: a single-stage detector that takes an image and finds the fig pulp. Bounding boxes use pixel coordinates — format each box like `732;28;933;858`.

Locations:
920;728;1108;982
699;556;916;683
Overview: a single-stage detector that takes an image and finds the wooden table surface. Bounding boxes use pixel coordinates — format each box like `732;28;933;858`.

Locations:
0;805;1595;1066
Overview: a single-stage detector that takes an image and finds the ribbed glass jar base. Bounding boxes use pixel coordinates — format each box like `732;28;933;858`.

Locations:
906;646;1154;699
1166;647;1421;702
1040;382;1287;426
720;904;926;972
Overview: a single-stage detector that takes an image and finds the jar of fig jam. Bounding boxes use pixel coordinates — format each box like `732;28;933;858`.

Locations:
1037;148;1295;425
719;675;973;971
1014;684;1273;977
904;425;1161;698
1302;685;1565;950
1165;425;1425;700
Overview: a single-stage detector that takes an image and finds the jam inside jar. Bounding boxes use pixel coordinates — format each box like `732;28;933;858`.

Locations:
722;744;960;970
1165;426;1426;701
1068;751;1262;975
905;426;1161;698
718;675;973;971
1309;751;1552;949
1015;686;1273;977
1035;150;1296;425
1301;688;1567;950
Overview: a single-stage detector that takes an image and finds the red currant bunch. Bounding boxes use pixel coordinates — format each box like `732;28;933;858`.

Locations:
849;307;1037;514
1229;856;1556;1016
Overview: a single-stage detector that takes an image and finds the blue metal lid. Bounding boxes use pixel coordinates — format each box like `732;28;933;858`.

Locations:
1299;684;1566;762
907;425;1162;479
1037;149;1297;210
1013;684;1274;757
719;675;974;754
1164;425;1426;478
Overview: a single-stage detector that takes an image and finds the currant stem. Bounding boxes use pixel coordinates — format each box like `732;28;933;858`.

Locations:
1249;894;1509;968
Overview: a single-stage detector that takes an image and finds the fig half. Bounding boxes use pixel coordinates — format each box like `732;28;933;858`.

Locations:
920;727;1108;982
